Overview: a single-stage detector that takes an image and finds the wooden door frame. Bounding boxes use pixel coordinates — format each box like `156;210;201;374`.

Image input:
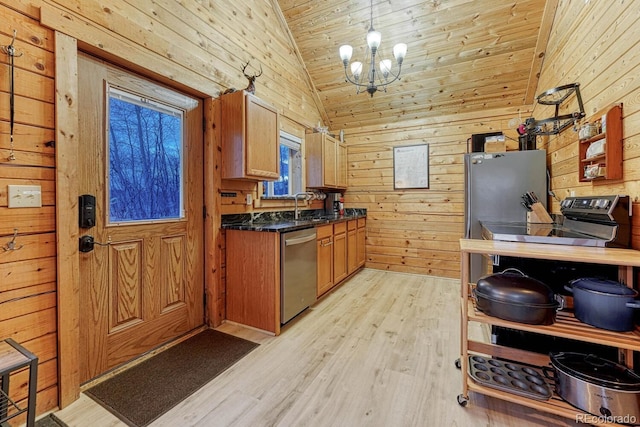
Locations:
54;32;221;408
55;32;81;408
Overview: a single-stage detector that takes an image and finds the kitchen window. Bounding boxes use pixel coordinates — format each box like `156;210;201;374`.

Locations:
263;132;303;197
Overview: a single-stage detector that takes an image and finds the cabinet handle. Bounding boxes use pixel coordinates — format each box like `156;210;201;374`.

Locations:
321;239;333;247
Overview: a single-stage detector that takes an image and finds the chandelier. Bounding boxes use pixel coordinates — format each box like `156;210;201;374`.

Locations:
339;0;407;97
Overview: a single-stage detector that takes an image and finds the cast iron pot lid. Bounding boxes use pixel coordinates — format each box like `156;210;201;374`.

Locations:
571;278;637;297
476;270;555;305
551;352;640;391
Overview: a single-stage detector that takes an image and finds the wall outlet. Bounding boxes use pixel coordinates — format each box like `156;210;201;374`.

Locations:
570;190;576;197
246;194;252;205
7;185;42;208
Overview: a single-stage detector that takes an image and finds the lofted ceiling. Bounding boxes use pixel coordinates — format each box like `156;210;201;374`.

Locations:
276;0;557;130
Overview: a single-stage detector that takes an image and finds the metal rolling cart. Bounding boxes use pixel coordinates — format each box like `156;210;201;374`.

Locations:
0;338;38;427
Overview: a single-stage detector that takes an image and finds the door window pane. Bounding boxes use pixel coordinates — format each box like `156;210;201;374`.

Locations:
107;86;184;223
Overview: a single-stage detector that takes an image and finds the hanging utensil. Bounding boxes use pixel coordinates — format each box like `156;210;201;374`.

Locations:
2;30;22;162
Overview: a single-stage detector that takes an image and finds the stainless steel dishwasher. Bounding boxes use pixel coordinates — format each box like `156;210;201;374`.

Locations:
281;227;317;324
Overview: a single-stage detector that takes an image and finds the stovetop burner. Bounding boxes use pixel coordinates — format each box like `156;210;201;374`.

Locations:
481;195;631;248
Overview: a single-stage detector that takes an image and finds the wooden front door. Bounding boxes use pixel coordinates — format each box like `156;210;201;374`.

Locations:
77;54;204;382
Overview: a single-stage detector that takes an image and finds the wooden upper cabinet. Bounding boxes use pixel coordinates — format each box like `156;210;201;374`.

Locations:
306;132;346;190
220;90;279;180
337;141;347;189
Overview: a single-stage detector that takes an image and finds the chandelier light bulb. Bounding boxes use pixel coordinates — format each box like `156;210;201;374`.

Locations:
393;43;408;64
339;45;353;63
366;30;382;50
380;59;392;77
351;61;363;79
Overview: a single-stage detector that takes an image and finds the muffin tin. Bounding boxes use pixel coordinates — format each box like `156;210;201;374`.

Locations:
467;355;552;401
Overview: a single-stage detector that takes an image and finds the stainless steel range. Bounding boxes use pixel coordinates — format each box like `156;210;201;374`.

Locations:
481;195;631;248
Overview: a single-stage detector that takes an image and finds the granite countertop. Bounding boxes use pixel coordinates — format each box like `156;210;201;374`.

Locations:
222;209;367;233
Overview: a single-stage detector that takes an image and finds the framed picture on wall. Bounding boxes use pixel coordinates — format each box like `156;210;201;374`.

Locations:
393;144;429;189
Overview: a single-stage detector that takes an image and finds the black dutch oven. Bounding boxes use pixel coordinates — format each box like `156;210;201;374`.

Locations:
565;278;640;332
474;268;561;325
546;352;640;423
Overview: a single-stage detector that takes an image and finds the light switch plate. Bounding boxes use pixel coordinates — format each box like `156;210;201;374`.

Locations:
8;185;42;208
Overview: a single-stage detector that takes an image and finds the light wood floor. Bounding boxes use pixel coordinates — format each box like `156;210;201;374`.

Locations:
53;269;573;426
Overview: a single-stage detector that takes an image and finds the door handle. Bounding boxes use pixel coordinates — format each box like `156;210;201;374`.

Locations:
79;235;111;253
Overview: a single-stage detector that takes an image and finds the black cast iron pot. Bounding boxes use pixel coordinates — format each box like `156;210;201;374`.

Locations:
565;278;640;332
474;268;561;325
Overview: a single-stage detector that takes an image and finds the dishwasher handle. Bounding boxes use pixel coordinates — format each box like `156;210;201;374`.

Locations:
284;233;316;246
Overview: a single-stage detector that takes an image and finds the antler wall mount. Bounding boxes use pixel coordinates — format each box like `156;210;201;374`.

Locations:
222;60;263;95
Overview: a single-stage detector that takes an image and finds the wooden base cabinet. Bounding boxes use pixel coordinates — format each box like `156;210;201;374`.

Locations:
347;220;358;274
316;225;334;297
356;218;366;267
317;219;365;297
333;222;347;283
226;230;280;335
458;239;640;422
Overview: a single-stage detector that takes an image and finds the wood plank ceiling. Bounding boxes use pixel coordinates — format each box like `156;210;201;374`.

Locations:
276;0;556;130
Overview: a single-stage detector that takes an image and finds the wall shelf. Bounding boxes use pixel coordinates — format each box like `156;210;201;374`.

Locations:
578;103;623;182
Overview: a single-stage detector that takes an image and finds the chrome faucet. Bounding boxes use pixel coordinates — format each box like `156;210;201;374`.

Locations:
293;192;314;220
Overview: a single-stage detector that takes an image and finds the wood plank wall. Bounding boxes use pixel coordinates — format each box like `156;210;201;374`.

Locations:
2;0;639;417
343;0;640;277
342;107;531;279
0;2;59;421
1;0;325;416
531;0;640;248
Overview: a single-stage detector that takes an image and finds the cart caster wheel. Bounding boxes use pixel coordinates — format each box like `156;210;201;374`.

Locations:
457;394;469;407
454;358;462;369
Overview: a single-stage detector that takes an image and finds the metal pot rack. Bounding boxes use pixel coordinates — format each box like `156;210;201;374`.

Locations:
528;83;585;136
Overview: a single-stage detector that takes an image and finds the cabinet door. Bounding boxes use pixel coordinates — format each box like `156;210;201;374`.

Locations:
357;221;366;267
337;141;347;189
245;94;279;179
323;135;337;187
333;230;347;283
347;221;357;274
317;237;334;296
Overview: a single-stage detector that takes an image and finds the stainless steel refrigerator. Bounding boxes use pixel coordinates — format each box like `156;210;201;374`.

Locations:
464;150;547;282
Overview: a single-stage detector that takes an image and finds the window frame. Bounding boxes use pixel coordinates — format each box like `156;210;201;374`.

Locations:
263;131;303;198
105;84;186;225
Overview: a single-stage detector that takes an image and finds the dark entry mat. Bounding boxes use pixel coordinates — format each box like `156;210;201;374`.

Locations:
85;329;258;426
35;413;69;427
